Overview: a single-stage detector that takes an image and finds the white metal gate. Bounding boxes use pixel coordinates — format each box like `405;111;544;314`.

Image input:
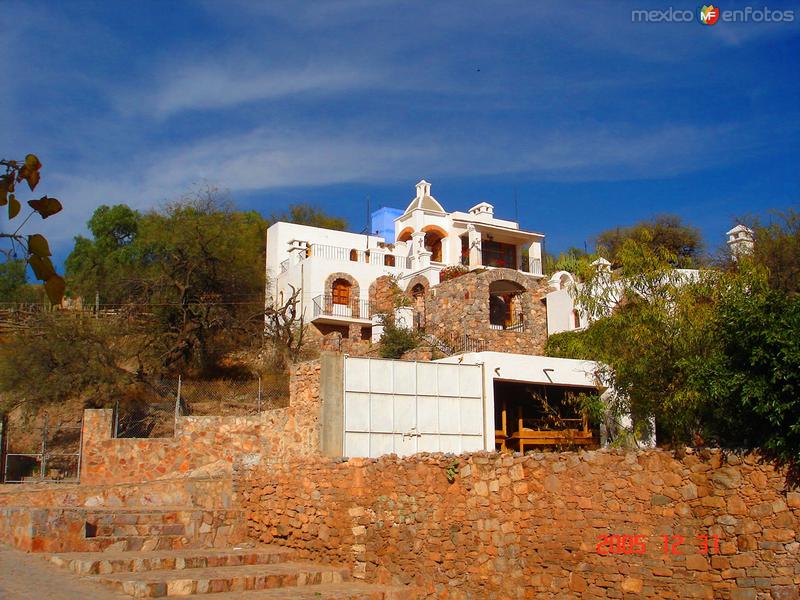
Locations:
343;357;485;458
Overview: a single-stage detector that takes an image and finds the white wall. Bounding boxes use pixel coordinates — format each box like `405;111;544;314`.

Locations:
546;287;586;335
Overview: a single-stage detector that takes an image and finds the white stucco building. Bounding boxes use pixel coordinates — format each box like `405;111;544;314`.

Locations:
266;180;545;337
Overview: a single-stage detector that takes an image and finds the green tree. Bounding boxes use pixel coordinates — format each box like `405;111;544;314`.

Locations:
0;259;28;302
595;214;703;268
65;204;142;304
544;247;595;279
546;236;800;475
690;264;800;474
268;203;347;230
137;195;267;373
546;237;716;445
748;209;800;295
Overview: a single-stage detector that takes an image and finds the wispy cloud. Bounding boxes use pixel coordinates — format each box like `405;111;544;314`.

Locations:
128;61;381;117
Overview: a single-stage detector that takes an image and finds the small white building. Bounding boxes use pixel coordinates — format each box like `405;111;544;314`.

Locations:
266;180;545;337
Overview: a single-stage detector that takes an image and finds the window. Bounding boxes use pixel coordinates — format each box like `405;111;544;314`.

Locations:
572;310;581;329
332;279;352;305
482;241;516;269
384;254;395;267
349;249;358;262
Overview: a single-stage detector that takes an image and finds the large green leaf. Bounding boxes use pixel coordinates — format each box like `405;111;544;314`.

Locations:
28;196;63;219
28;234;52;257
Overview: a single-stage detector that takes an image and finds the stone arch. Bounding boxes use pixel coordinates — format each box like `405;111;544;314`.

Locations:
403;275;430;329
486;271;530;330
324;272;360;307
404;274;431;295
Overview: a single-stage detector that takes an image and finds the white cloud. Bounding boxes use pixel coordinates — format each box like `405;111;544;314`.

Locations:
136;62;381;117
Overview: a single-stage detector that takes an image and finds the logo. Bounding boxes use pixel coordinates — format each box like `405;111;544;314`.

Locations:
700;5;720;24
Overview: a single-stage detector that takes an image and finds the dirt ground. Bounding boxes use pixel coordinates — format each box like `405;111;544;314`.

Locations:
0;543;128;600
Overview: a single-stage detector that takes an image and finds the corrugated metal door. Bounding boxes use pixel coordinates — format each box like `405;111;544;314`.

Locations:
343;357;485;458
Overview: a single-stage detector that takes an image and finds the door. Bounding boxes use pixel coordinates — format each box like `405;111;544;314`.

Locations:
343;357;485;458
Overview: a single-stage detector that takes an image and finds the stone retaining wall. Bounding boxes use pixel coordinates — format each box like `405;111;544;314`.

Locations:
0;476;233;509
235;449;799;600
80;361;322;485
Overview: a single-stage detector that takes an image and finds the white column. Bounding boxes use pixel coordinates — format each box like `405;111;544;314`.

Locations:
467;225;481;268
411;231;426;270
529;241;542;275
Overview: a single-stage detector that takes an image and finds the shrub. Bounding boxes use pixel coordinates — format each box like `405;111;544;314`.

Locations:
439;264;469;282
379;320;418;358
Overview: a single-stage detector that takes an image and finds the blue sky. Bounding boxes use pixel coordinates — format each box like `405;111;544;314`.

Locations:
2;0;799;268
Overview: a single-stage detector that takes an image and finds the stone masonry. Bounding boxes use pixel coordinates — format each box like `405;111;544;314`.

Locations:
236;448;800;600
424;268;550;355
79;361;322;485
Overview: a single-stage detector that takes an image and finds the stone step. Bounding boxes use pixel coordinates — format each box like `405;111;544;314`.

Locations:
91;522;185;536
91;562;352;598
48;547;295;575
176;582;418;600
87;534;191;553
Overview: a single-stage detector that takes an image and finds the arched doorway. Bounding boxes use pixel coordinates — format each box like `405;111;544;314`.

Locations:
411;283;426;329
422;225;447;263
489;279;526;330
331;278;353;316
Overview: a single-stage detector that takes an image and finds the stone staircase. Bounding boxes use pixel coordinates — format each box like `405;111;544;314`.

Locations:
41;507;416;599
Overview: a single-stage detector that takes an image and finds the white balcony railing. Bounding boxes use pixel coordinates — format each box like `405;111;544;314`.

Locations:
299;244;412;270
519;257;543;276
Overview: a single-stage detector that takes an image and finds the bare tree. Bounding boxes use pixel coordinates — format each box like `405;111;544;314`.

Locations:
261;285;306;363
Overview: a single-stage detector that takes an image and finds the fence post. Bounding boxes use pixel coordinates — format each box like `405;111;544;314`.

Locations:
175;375;182;429
41;413;47;481
0;415;6;483
257;376;262;413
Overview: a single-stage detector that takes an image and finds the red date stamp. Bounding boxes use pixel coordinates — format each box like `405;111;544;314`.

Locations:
596;534;720;556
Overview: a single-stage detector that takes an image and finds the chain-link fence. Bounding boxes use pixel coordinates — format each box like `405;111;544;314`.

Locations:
2;415;82;483
113;379;183;438
178;375;289;416
112;374;290;438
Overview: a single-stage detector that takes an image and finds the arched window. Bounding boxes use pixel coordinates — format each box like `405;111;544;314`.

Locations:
422;227;447;263
349;249;358;262
489;279;526;330
397;227;414;243
411;283;425;298
572;309;581;329
332;278;352;305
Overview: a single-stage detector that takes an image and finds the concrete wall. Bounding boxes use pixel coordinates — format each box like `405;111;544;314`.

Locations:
236;449;800;600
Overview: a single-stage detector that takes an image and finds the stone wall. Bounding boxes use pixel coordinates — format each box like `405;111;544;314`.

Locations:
79;361;322;485
236;449;799;600
424;268;550;355
369;275;400;316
